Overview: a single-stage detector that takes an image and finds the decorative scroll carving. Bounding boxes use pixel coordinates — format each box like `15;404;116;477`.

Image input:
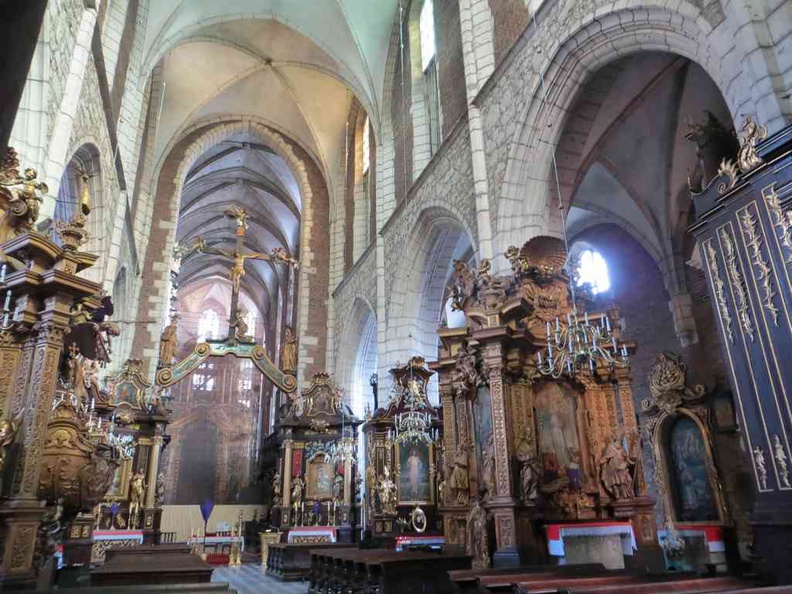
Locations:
705;242;734;344
753;446;768;490
720;228;755;342
739;207;779;325
737;116;767;173
763;184;792;264
773;435;790;488
717;159;739;194
642;352;705;415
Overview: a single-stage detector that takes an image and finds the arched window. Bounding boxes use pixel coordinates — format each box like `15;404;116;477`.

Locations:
577;248;611;295
198;310;220;341
362;117;370;175
419;0;441;155
442;296;466;329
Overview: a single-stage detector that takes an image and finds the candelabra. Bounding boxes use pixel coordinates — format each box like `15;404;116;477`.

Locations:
536;310;628;378
331;436;357;466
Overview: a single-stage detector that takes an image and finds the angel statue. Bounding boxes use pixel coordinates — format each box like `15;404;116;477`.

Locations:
0;148;47;244
230;308;253;342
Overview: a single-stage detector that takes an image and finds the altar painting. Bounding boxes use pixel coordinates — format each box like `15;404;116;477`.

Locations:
397;442;431;504
473;385;493;472
306;455;334;500
115;380;140;407
104;457;132;501
534;382;582;490
667;416;718;521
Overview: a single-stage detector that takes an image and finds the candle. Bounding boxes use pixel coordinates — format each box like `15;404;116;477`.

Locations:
546;321;551;336
3;290;10;311
536;351;542;364
584;311;589;324
0;263;6;284
555;317;560;332
605;315;611;332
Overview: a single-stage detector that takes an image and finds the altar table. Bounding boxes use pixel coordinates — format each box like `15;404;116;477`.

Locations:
546;521;636;569
287;525;337;543
186;533;245;554
91;530;145;564
658;522;727;573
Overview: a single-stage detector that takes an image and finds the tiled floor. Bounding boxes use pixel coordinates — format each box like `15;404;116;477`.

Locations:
212;564;308;594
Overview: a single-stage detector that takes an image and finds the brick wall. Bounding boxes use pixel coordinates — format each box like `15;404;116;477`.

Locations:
488;0;529;66
436;0;467;136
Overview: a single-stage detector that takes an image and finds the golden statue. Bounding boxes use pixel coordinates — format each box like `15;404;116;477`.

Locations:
0;148;47;245
159;315;179;366
129;471;146;528
378;466;397;514
282;325;298;373
0;419;19;475
291;477;305;508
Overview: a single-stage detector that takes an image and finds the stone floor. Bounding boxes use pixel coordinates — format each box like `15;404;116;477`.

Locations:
212;564;308;594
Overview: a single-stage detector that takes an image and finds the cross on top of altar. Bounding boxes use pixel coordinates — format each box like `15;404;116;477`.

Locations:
179;206;298;341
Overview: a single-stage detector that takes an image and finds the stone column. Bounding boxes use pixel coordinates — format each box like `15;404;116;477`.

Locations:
282;439;293;509
145;436;163;507
483;342;519;567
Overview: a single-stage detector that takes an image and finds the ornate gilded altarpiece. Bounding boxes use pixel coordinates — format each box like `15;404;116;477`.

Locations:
362;358;443;540
269;373;362;543
430;236;657;566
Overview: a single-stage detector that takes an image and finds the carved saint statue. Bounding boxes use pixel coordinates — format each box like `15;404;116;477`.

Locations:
282;325;298;373
466;498;490;570
599;435;635;500
378;466;397;514
129;471;146;528
448;444;470;505
333;474;344;502
0;149;47;244
230;308;252;342
291;477;305;508
272;471;282;505
0;419;19;477
481;435;496;499
515;428;539;503
159;315;179;367
155;472;166;508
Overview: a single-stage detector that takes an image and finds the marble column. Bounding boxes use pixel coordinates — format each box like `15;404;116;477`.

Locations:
145;436;163;507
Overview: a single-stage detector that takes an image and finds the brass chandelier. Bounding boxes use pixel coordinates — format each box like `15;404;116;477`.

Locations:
392;358;435;444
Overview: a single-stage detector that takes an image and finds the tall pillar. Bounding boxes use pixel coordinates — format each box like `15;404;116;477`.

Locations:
282;438;293;512
145;436;163;507
691;121;792;583
482;342;518;567
343;440;352;506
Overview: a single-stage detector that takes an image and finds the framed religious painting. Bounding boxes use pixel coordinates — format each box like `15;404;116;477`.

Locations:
305;454;335;500
104;457;133;502
665;415;719;522
396;441;432;504
533;381;586;491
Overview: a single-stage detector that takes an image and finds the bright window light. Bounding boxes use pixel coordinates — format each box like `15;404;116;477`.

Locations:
577;249;611;294
420;0;436;71
362;117;370;174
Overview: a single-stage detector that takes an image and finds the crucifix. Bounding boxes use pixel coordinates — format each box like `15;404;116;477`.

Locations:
181;207;298;341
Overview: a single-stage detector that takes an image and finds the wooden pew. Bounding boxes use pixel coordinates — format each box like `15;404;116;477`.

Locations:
477;567;625;594
448;564;607;594
266;542;351;581
517;575;753;594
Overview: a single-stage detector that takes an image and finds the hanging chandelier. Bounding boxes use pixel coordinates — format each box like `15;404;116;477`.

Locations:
536;309;628;378
391;358;435;444
330;436;357;466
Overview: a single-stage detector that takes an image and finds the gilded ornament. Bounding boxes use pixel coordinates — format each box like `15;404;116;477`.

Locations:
0;148;47;244
705;242;734;344
763;184;792;264
739;207;779;325
716;158;739;194
773;435;790;488
753;445;768;490
642;352;705;414
720;228;754;341
737;115;767;173
128;471;146;529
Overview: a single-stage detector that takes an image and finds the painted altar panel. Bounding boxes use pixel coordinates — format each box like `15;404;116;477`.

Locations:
534;382;584;490
397;442;431;504
306;456;334;500
473;385;493;472
667;416;718;521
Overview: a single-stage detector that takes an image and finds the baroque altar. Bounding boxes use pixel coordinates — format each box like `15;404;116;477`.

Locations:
269;372;361;543
430;236;657;568
362;357;443;541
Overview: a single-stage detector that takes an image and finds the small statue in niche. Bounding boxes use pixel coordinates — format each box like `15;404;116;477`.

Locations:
378;466;397;514
481;435;496;499
515;427;539;503
466;497;490;570
282;325;298;373
354;474;363;502
129;471;146;528
272;471;282;505
155;472;166;508
0;419;19;485
773;435;790;488
599;434;635;500
159;315;179;367
291;477;305;508
448;443;470;505
230;308;252;342
332;474;344;502
753;446;768;490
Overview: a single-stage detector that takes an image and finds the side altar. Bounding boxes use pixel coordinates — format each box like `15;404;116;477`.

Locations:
270;372;362;543
430;236;659;569
362;357;443;542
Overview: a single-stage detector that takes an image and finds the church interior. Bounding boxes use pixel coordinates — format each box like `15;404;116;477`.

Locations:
1;0;792;592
